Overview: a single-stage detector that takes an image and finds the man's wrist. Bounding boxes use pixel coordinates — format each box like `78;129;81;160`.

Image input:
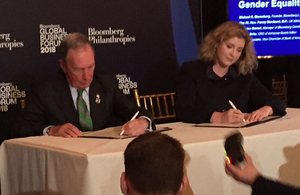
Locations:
251;174;263;188
43;126;53;136
139;116;153;132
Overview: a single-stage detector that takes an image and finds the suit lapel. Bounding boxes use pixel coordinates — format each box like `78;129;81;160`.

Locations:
53;71;79;126
89;78;107;130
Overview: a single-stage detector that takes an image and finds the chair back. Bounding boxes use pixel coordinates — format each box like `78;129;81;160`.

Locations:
272;74;287;103
134;89;176;121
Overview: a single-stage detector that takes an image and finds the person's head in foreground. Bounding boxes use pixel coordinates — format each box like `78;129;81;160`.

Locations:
121;132;188;195
200;21;258;75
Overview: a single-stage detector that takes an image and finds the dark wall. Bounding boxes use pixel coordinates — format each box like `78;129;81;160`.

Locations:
202;0;227;38
202;0;300;108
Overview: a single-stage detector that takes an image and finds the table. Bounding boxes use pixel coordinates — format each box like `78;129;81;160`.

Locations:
1;108;300;195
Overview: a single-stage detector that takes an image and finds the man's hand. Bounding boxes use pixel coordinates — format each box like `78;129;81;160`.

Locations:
246;106;273;122
211;109;245;123
121;118;149;136
225;153;259;186
48;123;82;138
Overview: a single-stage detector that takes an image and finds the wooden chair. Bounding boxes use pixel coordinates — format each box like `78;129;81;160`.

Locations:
134;89;176;121
272;74;287;103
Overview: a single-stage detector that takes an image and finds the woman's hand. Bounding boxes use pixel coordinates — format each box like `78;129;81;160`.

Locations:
211;109;245;123
245;106;273;122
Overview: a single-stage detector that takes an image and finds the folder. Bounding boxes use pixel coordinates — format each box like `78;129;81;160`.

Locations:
194;115;282;128
80;126;172;139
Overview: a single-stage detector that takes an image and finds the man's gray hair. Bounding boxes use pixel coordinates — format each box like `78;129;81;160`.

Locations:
58;33;93;62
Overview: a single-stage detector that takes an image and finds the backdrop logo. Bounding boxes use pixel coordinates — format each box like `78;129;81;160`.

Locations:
0;83;26;112
0;33;24;50
116;74;138;95
88;27;136;45
40;24;68;54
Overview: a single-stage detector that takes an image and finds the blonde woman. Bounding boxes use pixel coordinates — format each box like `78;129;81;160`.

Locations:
175;21;286;124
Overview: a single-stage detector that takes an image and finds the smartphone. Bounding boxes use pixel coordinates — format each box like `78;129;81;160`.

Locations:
224;131;245;166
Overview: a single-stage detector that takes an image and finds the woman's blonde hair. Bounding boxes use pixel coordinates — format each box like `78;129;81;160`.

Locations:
199;21;258;75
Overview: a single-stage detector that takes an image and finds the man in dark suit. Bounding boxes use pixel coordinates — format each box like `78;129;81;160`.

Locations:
14;33;154;138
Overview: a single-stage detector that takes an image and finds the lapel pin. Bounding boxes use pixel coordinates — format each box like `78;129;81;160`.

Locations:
95;94;101;104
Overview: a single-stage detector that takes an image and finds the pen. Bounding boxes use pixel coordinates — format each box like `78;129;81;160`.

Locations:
228;100;246;122
120;111;140;136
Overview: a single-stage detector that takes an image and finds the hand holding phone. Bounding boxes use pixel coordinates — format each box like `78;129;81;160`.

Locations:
224;131;245;166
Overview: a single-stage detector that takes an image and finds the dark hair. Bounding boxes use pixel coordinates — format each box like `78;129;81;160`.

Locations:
124;132;185;195
58;32;93;62
199;21;258;75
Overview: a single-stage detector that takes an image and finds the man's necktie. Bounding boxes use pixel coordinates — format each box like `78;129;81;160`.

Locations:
77;89;93;131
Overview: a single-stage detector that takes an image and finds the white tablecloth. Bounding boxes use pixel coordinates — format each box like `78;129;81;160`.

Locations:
1;108;300;195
